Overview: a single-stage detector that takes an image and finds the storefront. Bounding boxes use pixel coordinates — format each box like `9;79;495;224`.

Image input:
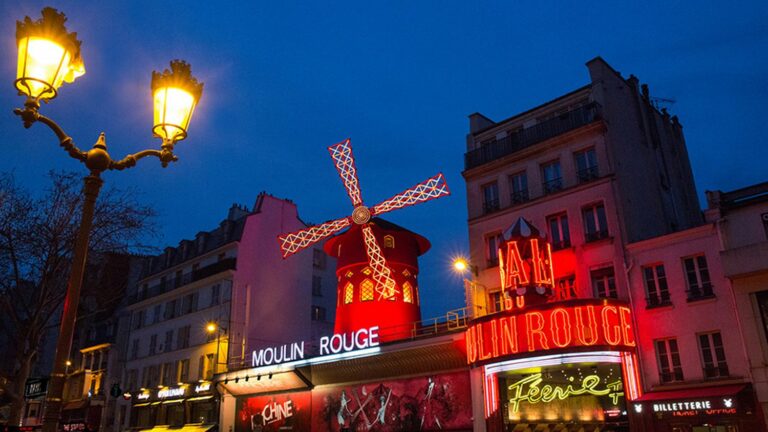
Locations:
129;381;217;432
219;329;471;432
629;384;765;431
466;298;641;432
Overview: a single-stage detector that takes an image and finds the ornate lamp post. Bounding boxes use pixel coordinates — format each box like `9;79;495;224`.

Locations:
12;8;204;432
453;257;486;318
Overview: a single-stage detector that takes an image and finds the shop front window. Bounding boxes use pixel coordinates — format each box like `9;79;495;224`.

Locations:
190;400;216;423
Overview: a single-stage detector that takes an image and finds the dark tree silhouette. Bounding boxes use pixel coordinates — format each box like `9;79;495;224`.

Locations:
0;171;156;425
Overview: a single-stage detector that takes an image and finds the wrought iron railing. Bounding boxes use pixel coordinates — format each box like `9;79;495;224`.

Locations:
465;102;601;170
132;258;237;303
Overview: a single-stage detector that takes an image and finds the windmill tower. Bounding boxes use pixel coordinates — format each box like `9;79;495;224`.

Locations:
278;139;449;342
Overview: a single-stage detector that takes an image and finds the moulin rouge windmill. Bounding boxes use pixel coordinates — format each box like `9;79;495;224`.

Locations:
278;139;449;338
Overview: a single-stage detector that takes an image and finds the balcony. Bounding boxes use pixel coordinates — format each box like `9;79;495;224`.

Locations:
510;190;529;205
465;102;602;170
542;178;564;195
132;258;237;303
585;229;610;243
482;199;500;215
577;166;600;183
703;364;730;379
646;295;672;309
686;283;715;302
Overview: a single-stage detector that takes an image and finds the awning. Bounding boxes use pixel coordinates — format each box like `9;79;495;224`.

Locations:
161;399;183;404
139;424;216;432
62;400;88;411
636;384;746;401
133;402;151;407
186;396;213;402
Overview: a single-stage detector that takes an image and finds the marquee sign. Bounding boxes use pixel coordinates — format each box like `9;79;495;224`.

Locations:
507;372;623;413
466;298;636;366
252;326;380;368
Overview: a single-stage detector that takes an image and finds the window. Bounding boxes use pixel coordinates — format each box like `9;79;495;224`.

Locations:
582;202;609;242
508;172;529;204
360;279;374;302
383;235;395;248
148;334;157;355
210;284;220;306
403;282;413;303
164;300;177;320
655;338;684;383
148;365;158;387
343;282;354;304
481;182;500;214
199;353;215;380
312;276;322;296
489;291;503;313
130;339;139;360
313;249;326;268
153;305;162;324
541;161;563;194
555;275;577;300
699;332;729;379
547;213;571;250
141;366;150;388
161;362;173;385
311;306;326;321
126;369;138;391
762;212;768;239
575;147;599;183
164;330;173;352
176;359;190;382
591;266;617;298
683;255;713;300
485;232;503;267
182;292;199;314
175;270;182;288
644;264;670;307
177;325;190;349
756;291;768;346
132;310;145;330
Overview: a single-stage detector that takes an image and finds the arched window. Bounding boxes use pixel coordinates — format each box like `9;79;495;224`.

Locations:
344;282;354;304
403;282;413;303
383;235;395;248
360;279;374;301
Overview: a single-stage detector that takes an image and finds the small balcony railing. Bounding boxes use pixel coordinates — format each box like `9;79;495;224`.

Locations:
510;190;529;205
646;294;672;308
703;364;730;379
577;166;600;183
585;229;610;243
551;239;571;251
465;102;601;170
542;178;563;195
659;370;684;383
686;283;714;301
482;199;500;215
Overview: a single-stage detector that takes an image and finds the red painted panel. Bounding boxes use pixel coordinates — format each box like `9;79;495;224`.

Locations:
236;391;312;432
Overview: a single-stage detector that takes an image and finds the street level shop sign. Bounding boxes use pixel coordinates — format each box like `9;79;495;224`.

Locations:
466;298;636;366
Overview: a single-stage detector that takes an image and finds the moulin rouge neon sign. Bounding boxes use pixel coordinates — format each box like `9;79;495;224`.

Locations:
507;373;623;412
466;299;636;365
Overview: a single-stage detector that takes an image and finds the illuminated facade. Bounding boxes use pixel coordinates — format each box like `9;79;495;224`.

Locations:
117;194;336;432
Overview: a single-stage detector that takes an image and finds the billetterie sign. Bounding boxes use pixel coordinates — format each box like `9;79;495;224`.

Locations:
252;325;380;367
466;298;636;365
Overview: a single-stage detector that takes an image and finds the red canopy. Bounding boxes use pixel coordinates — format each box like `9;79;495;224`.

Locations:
636;384;746;401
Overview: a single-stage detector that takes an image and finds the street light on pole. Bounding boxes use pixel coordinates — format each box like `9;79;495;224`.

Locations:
452;257;486;318
205;322;227;375
12;8;204;432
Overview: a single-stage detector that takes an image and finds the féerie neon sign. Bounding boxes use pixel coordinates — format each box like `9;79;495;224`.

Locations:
507;373;623;412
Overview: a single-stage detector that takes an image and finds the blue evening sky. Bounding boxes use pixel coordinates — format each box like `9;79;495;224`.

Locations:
1;1;766;318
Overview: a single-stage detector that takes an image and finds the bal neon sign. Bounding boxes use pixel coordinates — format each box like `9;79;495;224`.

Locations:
466;299;635;365
499;238;554;296
251;326;380;367
507;373;623;412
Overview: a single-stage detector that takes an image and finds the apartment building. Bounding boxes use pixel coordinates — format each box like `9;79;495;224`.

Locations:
116;193;336;432
463;57;701;313
707;182;768;425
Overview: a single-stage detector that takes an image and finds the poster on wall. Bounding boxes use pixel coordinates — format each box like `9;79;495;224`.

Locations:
236;391;311;432
312;371;472;432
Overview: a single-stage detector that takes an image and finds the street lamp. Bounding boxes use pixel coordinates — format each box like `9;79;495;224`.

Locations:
452;257;486;318
12;9;204;432
206;322;228;375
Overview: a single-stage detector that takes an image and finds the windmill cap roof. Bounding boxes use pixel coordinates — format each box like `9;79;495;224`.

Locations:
323;217;431;257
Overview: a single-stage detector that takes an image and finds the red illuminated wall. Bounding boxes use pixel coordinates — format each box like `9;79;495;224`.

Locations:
311;371;472;432
324;219;430;342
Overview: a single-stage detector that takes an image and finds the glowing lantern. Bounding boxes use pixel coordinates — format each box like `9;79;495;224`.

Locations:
15;8;85;101
152;60;204;143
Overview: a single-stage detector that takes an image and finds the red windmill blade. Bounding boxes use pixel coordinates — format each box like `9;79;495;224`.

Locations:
277;138;450;299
